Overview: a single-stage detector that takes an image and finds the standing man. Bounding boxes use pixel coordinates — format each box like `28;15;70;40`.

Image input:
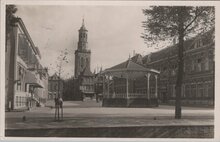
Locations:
59;97;63;120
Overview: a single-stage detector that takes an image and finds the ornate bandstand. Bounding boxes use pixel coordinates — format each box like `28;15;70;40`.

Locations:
101;59;160;107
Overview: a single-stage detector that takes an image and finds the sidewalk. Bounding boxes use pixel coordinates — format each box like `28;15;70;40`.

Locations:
5;101;214;137
5;102;214;129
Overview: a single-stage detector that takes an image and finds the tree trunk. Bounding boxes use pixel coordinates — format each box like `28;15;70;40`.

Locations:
175;7;185;119
7;28;16;110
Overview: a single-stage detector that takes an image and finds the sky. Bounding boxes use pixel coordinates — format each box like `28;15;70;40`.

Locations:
15;5;157;79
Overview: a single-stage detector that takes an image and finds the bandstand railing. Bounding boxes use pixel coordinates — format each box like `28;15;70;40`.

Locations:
103;93;149;98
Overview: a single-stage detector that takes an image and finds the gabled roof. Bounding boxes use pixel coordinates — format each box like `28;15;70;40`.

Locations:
16;18;38;55
108;59;143;70
49;73;60;80
81;65;93;76
143;29;214;64
131;54;143;64
102;59;159;79
104;59;159;74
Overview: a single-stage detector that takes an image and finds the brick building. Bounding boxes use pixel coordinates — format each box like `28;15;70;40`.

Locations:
48;73;64;100
142;29;215;106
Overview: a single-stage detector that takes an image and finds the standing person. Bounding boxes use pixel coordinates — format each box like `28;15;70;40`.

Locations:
54;98;59;120
96;93;99;103
59;97;63;120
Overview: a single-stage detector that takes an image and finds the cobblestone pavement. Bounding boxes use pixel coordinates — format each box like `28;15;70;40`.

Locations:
5;99;214;129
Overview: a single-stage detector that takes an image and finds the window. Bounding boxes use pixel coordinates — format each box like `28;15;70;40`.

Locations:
208;83;213;98
50;84;52;91
54;84;58;90
204;84;209;98
198;39;203;48
193;39;203;49
171;65;177;76
172;85;176;98
209;58;213;70
16;96;19;107
191;84;196;98
185;84;190;98
81;58;84;68
197;84;204;98
86;58;89;66
19;96;22;106
204;58;209;71
21;97;24;106
169;85;175;98
197;59;202;72
181;85;185;98
191;60;195;71
194;42;197;49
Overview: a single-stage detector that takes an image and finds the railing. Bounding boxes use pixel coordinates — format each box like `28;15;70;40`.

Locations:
103;93;148;98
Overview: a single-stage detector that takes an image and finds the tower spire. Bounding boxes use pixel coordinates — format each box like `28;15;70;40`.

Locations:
82;15;85;26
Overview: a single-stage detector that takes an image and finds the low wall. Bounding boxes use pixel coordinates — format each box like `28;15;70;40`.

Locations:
163;99;214;107
5;125;214;138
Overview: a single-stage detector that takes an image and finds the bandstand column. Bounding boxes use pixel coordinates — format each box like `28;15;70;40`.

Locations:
147;73;151;100
126;73;129;99
112;77;115;98
155;75;158;98
126;73;129;107
107;75;110;98
102;75;105;97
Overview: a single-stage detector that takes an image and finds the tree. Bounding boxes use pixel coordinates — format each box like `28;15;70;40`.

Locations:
51;49;68;121
142;6;214;119
6;5;17;34
5;5;17;110
56;49;68;99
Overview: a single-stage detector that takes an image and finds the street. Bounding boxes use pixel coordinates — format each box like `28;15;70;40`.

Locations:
5;99;214;137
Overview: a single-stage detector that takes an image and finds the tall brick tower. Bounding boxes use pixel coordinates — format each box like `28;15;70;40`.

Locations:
74;19;94;99
74;19;91;78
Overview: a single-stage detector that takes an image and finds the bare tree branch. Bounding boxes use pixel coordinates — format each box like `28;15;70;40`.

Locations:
183;7;205;32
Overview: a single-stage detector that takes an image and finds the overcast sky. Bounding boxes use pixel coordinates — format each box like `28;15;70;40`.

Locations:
15;5;157;78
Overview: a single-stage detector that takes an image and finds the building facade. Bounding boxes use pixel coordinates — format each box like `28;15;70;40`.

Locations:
63;77;76;101
142;30;214;106
5;18;49;111
48;73;64;100
74;19;95;98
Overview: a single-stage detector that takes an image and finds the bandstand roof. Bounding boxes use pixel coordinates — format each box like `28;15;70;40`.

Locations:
102;59;160;79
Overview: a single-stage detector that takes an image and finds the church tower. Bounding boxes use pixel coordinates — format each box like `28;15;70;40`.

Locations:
74;19;91;78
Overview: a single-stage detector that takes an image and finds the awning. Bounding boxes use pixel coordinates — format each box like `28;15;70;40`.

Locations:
25;71;43;88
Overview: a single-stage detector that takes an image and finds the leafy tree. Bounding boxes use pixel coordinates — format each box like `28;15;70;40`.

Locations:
142;6;214;119
6;5;17;33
